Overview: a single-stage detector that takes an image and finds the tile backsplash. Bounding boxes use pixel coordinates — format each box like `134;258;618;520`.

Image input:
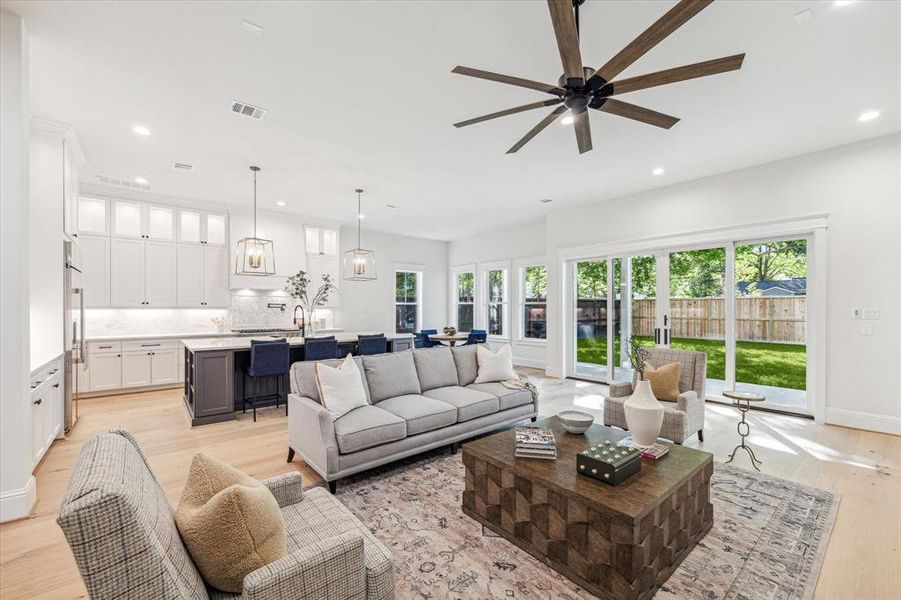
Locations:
85;291;335;337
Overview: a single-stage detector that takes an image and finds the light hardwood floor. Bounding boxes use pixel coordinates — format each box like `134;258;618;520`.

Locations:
1;372;898;599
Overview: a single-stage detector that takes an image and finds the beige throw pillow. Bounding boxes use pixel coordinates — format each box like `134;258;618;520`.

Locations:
474;344;518;383
315;354;369;419
642;362;681;402
175;453;286;593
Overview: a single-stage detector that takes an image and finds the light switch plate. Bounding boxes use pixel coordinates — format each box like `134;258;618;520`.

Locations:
861;323;874;336
862;308;879;320
850;308;862;319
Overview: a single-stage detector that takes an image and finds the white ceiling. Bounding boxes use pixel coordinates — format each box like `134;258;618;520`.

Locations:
5;0;899;240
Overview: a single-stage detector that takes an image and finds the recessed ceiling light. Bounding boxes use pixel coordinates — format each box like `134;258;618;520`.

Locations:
358;214;366;220
539;198;553;204
132;125;150;136
561;115;575;126
385;204;397;209
134;177;148;184
857;110;881;122
652;167;665;176
834;1;855;6
276;201;285;207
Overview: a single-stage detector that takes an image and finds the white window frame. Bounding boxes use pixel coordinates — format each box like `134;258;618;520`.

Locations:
517;258;548;343
393;266;423;334
480;261;510;340
449;264;476;332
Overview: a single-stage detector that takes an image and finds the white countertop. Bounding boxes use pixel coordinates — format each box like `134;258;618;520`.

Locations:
182;332;412;351
86;328;345;343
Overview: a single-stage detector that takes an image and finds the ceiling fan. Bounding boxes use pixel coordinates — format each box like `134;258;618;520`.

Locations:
452;0;745;154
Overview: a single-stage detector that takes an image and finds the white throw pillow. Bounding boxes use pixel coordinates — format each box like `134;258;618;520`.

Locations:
474;344;518;383
315;354;369;420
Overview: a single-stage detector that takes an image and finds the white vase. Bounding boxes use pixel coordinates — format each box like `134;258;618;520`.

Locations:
623;379;664;448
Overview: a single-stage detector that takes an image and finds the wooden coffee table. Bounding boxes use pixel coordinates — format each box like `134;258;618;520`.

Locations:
461;416;714;600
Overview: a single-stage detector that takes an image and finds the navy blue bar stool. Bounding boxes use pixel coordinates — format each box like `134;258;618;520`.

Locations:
462;330;487;345
358;334;387;355
243;340;290;422
304;336;338;361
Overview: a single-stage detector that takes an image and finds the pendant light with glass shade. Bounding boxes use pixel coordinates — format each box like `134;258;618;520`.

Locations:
235;165;276;276
343;188;376;281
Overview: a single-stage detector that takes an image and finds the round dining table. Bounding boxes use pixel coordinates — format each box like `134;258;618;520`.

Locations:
428;333;469;347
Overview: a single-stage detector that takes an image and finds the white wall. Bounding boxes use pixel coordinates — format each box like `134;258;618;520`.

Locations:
544;134;900;435
448;220;549;368
337;226;448;335
0;7;36;522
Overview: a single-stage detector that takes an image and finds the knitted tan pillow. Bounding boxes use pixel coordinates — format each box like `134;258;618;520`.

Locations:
643;362;681;402
175;453;286;593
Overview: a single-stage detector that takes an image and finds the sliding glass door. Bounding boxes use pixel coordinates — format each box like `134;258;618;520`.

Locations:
574;259;609;379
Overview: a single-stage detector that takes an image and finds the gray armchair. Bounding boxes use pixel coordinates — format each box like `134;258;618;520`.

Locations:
57;429;395;600
605;348;707;444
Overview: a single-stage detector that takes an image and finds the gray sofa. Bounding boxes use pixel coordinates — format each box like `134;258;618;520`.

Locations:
288;345;538;491
57;429;395;600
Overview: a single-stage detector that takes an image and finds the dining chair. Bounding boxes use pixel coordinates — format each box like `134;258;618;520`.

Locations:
462;330;487;345
418;329;439;348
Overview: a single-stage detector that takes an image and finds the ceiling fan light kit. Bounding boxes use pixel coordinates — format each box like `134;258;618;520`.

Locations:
235;165;276;276
452;0;745;154
343;188;377;281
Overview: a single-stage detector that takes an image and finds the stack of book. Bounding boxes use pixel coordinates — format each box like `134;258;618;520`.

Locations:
514;426;557;460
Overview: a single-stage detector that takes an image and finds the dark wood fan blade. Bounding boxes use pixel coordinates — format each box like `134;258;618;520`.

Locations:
595;0;714;82
609;54;744;95
453;99;563;128
507;105;568;154
452;66;564;95
573;109;592;154
596;98;679;129
547;0;584;82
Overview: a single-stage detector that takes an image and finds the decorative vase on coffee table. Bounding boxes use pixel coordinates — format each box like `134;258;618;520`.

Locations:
624;379;664;448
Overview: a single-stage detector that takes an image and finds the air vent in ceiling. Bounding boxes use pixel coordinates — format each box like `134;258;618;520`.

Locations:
95;175;151;191
173;162;195;171
230;100;267;120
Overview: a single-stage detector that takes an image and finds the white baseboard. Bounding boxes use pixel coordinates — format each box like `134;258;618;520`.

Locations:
513;357;546;369
0;476;37;523
544;366;564;378
825;408;901;436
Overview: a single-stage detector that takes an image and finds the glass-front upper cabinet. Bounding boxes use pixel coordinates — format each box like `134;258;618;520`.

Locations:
322;229;338;257
111;200;143;238
78;196;108;234
204;212;227;246
178;210;202;244
304;226;339;257
145;205;175;241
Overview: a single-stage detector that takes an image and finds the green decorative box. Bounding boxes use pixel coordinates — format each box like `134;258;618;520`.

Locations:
576;440;642;485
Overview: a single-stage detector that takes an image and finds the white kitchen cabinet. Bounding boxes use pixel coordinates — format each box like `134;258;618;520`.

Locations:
178;209;202;243
30;365;64;468
145;241;178;306
304;226;339;257
78;196;108;235
304;225;339;306
179;209;227;246
146;205;176;241
63;140;79;239
202;246;230;307
90;352;122;391
110;238;146;306
80;234;110;307
111;200;144;239
151;348;178;384
177;244;203;306
122;351;152;388
31;388;46;462
205;212;228;246
77;361;91;394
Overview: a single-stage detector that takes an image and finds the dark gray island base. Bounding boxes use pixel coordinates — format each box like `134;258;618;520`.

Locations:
182;333;414;426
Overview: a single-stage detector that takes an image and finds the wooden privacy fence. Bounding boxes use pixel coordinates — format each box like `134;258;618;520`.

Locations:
631;296;806;344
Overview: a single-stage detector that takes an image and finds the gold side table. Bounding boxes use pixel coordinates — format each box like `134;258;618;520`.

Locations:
722;390;766;471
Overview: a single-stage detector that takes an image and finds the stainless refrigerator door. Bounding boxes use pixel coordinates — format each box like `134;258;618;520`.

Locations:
65;287;85;432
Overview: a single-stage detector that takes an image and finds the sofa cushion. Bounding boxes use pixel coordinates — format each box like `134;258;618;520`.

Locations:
291;356;371;404
362;351;421;403
450;344;478;386
474;344;518;383
375;394;457;435
467;382;534;411
412;347;459;391
422;386;499;422
333;405;406;454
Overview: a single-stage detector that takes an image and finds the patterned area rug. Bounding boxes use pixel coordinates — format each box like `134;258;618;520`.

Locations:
335;451;839;600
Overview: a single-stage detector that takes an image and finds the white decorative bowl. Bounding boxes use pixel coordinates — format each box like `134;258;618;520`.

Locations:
557;410;595;434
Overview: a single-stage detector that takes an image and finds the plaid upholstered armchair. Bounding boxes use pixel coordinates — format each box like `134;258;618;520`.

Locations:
57;429;395;599
605;348;707;444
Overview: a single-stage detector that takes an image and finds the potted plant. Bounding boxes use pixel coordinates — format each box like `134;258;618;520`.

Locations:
623;337;664;448
284;271;335;336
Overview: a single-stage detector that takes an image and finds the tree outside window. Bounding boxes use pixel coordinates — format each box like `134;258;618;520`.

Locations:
395;271;420;333
486;269;506;336
522;265;547;339
456;272;474;331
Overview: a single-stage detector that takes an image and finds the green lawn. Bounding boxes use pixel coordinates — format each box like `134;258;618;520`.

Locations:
576;336;806;390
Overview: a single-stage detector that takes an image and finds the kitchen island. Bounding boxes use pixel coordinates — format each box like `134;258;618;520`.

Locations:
182;332;414;426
